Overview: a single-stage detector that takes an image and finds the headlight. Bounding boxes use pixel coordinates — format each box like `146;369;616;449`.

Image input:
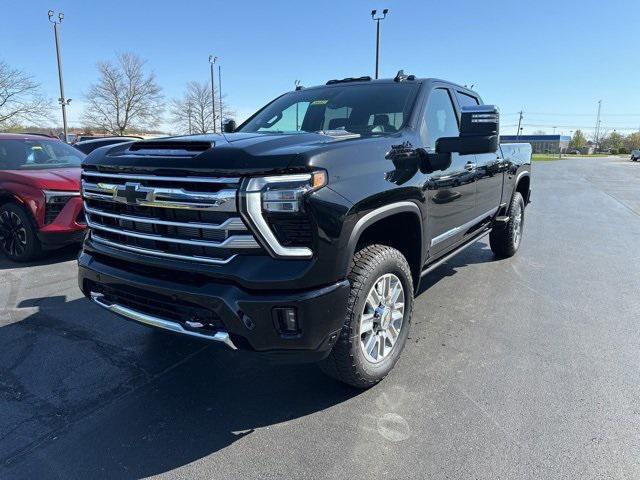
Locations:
243;171;326;258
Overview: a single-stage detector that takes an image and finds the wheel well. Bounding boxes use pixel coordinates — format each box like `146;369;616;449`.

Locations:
355;212;422;288
516;175;530;203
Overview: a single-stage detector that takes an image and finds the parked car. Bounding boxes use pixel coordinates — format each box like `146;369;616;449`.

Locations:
0;134;85;261
74;136;141;155
631;150;640;161
78;73;532;387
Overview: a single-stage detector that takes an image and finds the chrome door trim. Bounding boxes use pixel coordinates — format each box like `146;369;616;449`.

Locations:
430;207;498;247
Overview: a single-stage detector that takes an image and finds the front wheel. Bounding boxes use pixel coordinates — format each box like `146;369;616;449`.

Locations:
0;203;41;262
319;244;414;388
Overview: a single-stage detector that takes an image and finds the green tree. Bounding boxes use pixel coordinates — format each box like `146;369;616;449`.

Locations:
624;132;640;151
569;129;587;150
601;132;624;152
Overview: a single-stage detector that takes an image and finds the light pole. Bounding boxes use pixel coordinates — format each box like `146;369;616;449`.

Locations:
187;103;192;134
218;64;223;132
209;55;217;133
371;9;389;79
48;10;71;142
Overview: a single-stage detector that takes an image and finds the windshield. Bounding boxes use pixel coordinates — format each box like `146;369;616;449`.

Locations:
239;83;419;136
0;139;85;170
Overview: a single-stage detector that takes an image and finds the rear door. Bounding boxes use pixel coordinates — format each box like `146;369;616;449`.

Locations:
420;87;477;255
454;90;503;219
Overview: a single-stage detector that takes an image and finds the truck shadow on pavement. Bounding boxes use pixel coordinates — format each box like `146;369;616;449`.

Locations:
416;240;496;296
0;294;359;478
1;241;497;478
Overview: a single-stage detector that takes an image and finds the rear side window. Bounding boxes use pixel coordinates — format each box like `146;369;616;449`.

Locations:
456;91;480;108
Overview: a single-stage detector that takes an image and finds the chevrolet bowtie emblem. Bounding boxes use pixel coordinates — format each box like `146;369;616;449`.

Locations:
113;182;150;205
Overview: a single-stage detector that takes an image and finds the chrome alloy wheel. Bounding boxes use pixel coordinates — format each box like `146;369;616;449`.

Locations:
0;210;28;258
359;273;405;364
512;202;523;248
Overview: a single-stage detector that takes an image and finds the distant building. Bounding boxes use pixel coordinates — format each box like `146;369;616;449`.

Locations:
500;135;571;154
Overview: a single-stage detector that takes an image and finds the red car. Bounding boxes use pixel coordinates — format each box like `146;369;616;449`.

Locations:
0;133;85;261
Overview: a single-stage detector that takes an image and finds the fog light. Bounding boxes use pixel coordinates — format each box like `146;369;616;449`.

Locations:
273;307;299;335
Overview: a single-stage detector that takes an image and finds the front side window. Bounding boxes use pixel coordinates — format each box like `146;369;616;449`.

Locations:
240;83;419;136
455;91;480;108
0;139;85;170
420;88;460;149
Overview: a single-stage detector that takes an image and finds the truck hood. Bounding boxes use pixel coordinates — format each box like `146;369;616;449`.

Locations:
82;132;366;176
3;168;81;191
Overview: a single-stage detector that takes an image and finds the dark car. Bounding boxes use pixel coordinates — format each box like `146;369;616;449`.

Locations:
74;136;142;155
78;73;531;387
0;134;86;261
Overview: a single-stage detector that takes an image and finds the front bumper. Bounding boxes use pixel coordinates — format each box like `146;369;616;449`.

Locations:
78;252;350;363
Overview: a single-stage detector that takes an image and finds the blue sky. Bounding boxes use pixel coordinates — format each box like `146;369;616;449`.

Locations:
2;0;639;136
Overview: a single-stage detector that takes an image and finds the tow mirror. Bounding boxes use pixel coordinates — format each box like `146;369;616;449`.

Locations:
223;119;237;133
437;105;500;155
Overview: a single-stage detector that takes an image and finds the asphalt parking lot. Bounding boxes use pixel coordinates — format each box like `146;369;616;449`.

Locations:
1;156;639;479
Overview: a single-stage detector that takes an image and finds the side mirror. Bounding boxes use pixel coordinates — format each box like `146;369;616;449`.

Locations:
222;119;237;133
437;105;500;155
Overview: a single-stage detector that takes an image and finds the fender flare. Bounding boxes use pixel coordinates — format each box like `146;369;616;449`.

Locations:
343;200;424;277
513;170;531;203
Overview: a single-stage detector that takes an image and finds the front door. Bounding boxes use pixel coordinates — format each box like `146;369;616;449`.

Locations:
420;87;477;256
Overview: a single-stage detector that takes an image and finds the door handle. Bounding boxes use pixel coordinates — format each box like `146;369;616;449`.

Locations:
464;162;477;171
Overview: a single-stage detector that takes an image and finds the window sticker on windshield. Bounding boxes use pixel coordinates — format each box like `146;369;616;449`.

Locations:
311;99;328;106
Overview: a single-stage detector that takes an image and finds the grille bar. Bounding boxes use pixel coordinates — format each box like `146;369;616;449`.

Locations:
92;233;238;265
81;180;237;212
86;217;259;249
84;203;247;231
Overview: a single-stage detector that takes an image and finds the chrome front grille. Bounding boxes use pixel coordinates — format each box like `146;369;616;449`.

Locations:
81;169;260;264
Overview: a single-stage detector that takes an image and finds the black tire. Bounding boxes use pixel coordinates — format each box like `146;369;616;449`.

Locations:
0;203;41;262
319;244;414;389
489;191;525;259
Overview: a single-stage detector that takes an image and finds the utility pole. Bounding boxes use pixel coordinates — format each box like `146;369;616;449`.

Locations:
516;110;523;138
594;100;602;151
187;104;192;134
218;64;223;132
48;10;71;142
209;55;217;133
371;9;389;79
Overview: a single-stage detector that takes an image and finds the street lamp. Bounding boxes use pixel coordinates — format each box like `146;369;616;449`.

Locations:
371;9;389;79
48;10;71;142
208;55;217;133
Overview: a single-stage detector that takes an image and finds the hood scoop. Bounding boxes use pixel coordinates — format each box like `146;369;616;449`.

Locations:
128;140;214;156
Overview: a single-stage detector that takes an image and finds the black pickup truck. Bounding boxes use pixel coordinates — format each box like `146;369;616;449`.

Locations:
78;73;531;388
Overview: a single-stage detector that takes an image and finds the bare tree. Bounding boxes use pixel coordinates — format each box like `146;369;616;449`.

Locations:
82;53;163;135
0;61;51;128
170;81;234;134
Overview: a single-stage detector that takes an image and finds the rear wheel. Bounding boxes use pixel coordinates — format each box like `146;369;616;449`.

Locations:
0;203;41;262
319;244;414;388
489;191;525;258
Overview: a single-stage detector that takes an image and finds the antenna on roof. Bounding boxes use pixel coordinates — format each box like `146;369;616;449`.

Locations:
294;79;303;91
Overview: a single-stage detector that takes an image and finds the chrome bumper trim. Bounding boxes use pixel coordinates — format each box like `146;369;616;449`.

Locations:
90;292;237;350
